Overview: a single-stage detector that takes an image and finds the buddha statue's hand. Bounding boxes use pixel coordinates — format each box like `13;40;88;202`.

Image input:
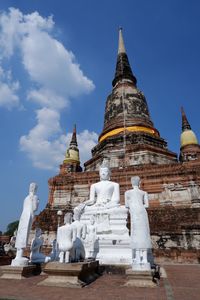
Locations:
78;203;86;210
102;198;109;205
104;201;119;209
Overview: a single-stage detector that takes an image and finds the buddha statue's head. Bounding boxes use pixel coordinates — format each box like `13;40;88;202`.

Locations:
29;182;37;194
131;176;141;187
64;212;72;224
73;206;84;221
99;159;111;181
90;216;95;225
35;228;42;237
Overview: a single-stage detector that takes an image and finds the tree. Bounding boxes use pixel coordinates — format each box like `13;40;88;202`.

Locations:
4;220;19;236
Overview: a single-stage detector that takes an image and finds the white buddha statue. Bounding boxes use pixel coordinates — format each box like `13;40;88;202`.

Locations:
57;213;76;263
30;228;51;263
75;160;131;265
12;182;39;266
125;176;152;271
85;216;98;259
71;206;86;262
83;160;120;211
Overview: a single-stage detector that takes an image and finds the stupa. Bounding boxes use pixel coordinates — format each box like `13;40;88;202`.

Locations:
85;28;177;171
35;29;200;264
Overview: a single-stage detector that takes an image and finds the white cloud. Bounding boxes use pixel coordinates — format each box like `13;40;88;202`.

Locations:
0;67;20;109
20;107;63;170
0;81;19;109
27;88;67;110
20;108;98;170
0;8;54;58
0;7;94;110
77;130;99;164
0;7;97;168
22;31;94;101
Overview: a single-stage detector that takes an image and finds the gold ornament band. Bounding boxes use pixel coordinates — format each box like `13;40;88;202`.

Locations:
99;126;159;142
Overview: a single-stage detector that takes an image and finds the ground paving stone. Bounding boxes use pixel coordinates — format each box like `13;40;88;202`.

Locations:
0;264;199;300
164;264;200;300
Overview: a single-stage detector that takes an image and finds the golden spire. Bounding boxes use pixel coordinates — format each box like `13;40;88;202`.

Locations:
64;124;80;164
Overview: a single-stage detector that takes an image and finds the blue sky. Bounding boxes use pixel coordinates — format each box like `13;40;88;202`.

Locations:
0;0;200;232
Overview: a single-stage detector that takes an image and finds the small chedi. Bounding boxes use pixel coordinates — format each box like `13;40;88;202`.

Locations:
12;182;39;267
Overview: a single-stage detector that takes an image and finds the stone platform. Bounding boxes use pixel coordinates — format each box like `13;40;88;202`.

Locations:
38;261;99;288
124;268;156;288
81;206;132;265
0;264;37;280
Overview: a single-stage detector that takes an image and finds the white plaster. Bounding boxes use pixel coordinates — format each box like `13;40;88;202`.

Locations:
11;182;39;267
78;161;132;265
57;213;76;263
125;176;152;271
70;206;86;262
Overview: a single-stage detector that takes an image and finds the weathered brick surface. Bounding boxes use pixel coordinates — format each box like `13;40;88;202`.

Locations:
34;206;200;262
34;158;200;263
148;207;200;232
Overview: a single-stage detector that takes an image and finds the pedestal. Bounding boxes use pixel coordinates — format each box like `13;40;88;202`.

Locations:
96;238;132;264
132;262;151;271
38;261;99;288
81;206;132;265
11;257;29;267
124;269;156;288
0;264;36;280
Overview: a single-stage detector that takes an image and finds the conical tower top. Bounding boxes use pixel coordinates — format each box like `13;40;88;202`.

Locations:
70;124;78;147
62;124;82;172
181;107;191;131
118;27;126;54
112;28;137;87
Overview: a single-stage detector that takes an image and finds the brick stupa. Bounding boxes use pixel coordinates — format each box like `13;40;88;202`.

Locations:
35;29;200;263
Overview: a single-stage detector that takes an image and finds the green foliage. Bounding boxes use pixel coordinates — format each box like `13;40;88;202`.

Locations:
4;220;19;236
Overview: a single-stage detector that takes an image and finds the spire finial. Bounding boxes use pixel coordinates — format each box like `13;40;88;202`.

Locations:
73;124;76;134
112;28;137;87
70;124;78;146
118;27;126;54
181;106;191;131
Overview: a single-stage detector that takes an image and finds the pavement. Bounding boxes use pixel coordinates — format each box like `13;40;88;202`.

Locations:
0;264;199;300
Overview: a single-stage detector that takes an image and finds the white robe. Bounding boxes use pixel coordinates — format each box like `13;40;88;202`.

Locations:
125;188;152;249
15;194;39;249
